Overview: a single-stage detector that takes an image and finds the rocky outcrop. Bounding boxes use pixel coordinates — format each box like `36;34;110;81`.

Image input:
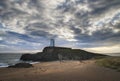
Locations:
20;53;43;61
20;46;106;61
8;63;33;68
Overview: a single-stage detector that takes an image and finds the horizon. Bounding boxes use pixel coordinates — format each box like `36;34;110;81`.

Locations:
0;46;120;54
0;0;120;54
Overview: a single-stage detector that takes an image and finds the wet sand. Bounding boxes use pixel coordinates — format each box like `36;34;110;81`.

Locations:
0;60;120;81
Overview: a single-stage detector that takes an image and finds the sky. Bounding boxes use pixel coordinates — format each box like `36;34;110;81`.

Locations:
0;0;120;53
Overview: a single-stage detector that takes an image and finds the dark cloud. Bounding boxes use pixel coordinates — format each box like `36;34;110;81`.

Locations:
6;31;42;43
57;0;120;35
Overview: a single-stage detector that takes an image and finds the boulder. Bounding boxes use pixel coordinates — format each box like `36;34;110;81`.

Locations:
8;63;33;68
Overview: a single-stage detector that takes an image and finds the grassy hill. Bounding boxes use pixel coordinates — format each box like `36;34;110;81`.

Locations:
96;56;120;72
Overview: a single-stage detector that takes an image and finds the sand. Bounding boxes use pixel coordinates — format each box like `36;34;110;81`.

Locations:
0;60;120;81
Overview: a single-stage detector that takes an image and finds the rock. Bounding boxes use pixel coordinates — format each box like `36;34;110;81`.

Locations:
20;46;106;62
8;63;33;68
20;53;43;61
20;54;33;61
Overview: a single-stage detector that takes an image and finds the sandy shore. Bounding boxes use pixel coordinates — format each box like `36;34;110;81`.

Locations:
0;60;120;81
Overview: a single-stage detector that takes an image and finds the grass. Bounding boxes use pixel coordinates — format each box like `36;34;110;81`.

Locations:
95;56;120;72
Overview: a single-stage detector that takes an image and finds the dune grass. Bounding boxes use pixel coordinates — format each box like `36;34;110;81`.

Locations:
95;56;120;72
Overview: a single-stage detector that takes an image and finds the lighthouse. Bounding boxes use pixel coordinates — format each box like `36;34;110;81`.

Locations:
50;39;55;47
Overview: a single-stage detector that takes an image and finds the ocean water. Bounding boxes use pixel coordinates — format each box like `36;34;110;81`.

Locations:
0;53;23;67
0;53;39;68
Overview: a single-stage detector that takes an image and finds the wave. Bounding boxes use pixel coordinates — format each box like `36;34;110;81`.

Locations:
0;54;40;68
0;63;9;68
0;61;40;68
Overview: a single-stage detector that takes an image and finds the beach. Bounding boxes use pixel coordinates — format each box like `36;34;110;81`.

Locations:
0;60;120;81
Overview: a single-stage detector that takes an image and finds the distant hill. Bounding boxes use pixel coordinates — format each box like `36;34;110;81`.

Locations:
20;46;106;61
105;53;120;56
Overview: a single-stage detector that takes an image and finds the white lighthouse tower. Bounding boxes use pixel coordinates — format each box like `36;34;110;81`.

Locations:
50;39;55;47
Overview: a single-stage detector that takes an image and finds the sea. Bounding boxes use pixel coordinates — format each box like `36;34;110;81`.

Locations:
0;53;39;68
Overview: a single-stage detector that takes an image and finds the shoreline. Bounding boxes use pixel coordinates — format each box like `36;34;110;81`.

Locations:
0;61;40;68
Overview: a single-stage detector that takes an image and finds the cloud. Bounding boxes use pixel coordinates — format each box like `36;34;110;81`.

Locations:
0;0;120;53
84;45;120;53
55;0;120;44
